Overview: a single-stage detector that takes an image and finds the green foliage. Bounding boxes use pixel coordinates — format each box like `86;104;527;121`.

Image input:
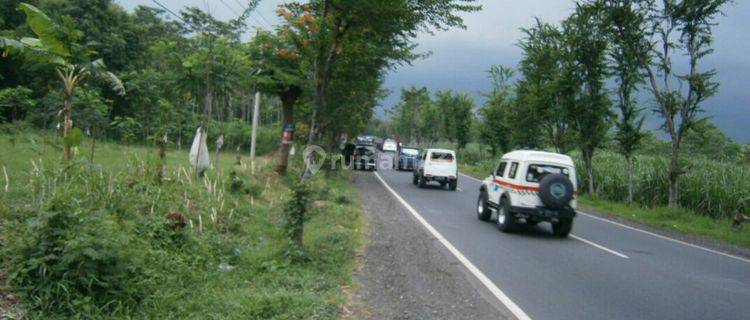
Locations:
479;66;514;155
6;208;146;316
17;2;71;58
62;126;82;147
0;86;35;122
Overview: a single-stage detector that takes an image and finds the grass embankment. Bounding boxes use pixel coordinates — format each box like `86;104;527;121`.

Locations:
0;132;364;319
460;161;750;249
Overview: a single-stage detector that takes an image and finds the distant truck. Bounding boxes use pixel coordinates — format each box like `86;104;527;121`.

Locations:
476;150;577;237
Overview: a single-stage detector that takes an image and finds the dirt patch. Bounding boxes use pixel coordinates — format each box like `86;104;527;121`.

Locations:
349;172;509;320
1;269;24;319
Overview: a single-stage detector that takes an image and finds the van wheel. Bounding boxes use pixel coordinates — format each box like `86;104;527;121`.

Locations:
477;192;491;221
448;180;457;191
418;174;426;188
552;218;573;237
412;174;418;185
439;182;447;188
496;198;517;233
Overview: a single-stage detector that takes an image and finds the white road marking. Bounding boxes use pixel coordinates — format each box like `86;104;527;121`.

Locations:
459;171;750;264
570;234;629;259
578;211;750;264
374;172;532;320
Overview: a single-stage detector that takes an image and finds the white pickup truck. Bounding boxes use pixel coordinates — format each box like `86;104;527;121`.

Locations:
413;149;458;191
476;150;577;237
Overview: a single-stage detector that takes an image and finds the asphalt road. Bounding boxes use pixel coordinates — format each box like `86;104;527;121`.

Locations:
372;162;750;320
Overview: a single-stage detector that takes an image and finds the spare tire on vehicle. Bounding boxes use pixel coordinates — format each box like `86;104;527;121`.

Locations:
538;174;574;209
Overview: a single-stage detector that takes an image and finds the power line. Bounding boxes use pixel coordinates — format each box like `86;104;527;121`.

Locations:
219;0;265;29
150;0;185;23
232;0;272;29
255;11;274;27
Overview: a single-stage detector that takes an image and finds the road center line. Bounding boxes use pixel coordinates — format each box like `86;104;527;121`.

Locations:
373;171;532;320
570;234;629;259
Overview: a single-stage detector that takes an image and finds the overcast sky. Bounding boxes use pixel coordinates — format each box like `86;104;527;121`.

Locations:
117;0;750;142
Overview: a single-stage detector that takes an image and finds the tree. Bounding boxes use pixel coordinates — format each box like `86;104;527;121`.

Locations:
435;90;474;150
2;3;125;167
283;0;481;178
516;20;572;152
563;3;614;194
599;0;649;202
390;87;432;144
249;30;304;174
637;0;728;207
479;66;514;155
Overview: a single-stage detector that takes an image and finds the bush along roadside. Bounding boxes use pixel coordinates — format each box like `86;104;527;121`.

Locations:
0;137;364;319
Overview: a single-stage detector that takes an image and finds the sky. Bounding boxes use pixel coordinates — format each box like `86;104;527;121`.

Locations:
117;0;750;142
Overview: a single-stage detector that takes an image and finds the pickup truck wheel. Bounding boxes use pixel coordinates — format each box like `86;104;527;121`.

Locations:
412;174;418;185
496;198;517;233
552;218;573;237
418;174;426;188
477;192;491;221
448;180;457;191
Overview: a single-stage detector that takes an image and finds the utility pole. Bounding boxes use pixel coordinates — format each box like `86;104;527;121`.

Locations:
250;90;261;174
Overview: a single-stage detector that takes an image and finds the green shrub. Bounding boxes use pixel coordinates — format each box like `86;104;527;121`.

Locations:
5;209;146;317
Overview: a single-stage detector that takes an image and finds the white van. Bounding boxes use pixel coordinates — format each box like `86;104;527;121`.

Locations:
413;149;458;191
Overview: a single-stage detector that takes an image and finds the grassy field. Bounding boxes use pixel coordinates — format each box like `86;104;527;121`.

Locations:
0;132;365;319
460;161;750;249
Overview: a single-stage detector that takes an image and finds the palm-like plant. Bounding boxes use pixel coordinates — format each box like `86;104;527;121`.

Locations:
1;3;124;166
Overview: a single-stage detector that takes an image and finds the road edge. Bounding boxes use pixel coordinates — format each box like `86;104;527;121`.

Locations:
375;171;532;320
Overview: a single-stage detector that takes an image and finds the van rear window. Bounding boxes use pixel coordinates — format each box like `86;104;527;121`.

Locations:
430;152;454;162
526;164;569;182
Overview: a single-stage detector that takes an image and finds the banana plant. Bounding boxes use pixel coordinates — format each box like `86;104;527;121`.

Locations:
1;3;125;167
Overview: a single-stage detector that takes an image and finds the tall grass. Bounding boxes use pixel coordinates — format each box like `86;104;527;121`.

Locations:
574;150;750;219
0;132;364;319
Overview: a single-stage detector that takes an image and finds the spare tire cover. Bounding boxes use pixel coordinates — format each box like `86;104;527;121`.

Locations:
538;173;574;209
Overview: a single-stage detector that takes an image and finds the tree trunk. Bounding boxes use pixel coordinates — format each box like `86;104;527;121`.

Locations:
626;155;634;203
61;91;73;167
668;140;680;207
276;90;298;175
582;148;594;194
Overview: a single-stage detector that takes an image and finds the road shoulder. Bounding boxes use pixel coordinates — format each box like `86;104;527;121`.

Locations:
580;205;750;260
350;171;510;320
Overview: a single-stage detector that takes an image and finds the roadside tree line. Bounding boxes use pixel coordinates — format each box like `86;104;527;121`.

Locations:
385;0;745;212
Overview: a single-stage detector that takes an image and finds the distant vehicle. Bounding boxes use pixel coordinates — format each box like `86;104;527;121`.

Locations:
476;150;577;237
396;147;419;171
353;144;377;171
413;149;458;190
382;139;398;153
